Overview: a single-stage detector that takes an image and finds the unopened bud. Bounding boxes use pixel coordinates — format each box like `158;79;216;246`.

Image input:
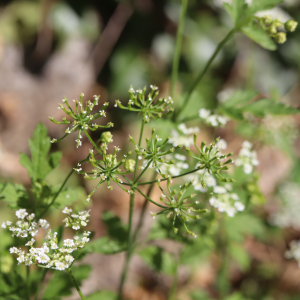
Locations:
285;20;298;32
275;32;286;44
100;131;113;143
124;159;136;172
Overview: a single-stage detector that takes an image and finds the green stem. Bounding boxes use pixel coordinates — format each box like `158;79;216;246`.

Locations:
170;0;188;98
83;128;103;154
26;265;30;300
134;120;145;180
117;193;135;300
136;187;168;209
138;167;200;186
67;269;86;300
35;269;48;300
174;27;236;121
168;259;179;300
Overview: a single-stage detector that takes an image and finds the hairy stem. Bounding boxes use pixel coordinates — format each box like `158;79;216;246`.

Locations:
170;0;188;98
67;269;86;300
174;28;236;121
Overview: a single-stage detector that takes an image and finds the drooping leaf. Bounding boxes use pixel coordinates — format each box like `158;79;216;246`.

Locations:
138;245;176;275
20;123;62;182
241;24;277;50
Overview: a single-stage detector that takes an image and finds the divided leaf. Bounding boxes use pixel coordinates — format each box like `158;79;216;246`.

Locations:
0;183;30;209
20;123;62;182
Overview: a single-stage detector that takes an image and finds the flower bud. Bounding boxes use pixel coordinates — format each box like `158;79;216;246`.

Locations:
100;131;113;143
285;20;298;32
275;32;286;44
262;15;272;25
124;159;136;172
269;24;277;34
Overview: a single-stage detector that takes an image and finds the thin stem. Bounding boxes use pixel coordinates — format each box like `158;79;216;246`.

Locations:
168;259;179;300
134;120;145;180
170;0;188;98
174;28;236;121
134;159;152;184
35;269;48;300
132;171;156;243
67;269;86;300
26;265;30;300
136;187;168;209
138;167;200;186
117;193;135;300
83;128;103;154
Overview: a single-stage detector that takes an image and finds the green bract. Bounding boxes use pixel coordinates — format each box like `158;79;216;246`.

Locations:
186;135;234;185
152;179;208;237
49;93;113;147
114;85;174;122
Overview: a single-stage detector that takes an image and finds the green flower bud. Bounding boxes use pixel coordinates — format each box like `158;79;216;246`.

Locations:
273;19;282;28
262;15;273;25
269;24;277;34
285;20;298;32
275;32;287;44
106;154;117;167
100;131;113;143
124;159;136;172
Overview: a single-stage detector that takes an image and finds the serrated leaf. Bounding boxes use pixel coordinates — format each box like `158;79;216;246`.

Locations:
20;123;62;182
138;245;176;275
241;24;277;50
42;265;91;299
86;290;116;300
0;183;30;209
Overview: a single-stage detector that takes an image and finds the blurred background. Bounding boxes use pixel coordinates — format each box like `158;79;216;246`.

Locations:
1;0;300;299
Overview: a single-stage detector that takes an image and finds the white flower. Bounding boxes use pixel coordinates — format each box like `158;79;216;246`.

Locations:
64;239;75;247
213;186;227;194
16;209;28;219
199;108;211;119
65;254;74;263
39;219;49;229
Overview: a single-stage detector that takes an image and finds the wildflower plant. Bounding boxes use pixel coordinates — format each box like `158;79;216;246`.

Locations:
1;1;299;300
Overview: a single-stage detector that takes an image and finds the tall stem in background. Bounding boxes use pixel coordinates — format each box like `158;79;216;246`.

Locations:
170;0;188;99
174;28;236;121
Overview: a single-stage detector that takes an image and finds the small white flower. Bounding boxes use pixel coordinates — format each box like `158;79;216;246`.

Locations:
62;207;72;214
16;209;28;219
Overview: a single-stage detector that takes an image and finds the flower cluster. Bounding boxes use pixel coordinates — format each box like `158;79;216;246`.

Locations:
168;123;199;147
234;141;259;174
129;128;181;174
285;240;300;267
188;169;217;192
209;184;245;217
49;93;113;147
3;208;91;271
114;85;174;123
255;15;298;44
151;179;208;237
186;135;234;183
75;132;133;200
199;108;229;127
1;209;48;238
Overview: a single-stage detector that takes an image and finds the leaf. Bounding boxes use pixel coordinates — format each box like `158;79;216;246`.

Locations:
138;245;176;275
0;183;30;209
86;236;126;255
228;243;251;271
248;0;283;14
241;24;277;50
20;123;62;182
223;0;249;24
52;187;86;209
86;291;116;300
225;214;265;242
102;211;128;244
42;265;91;299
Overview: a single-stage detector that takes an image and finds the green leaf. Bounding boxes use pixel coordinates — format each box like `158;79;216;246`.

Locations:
225;214;265;242
223;0;248;24
42;265;91;299
0;183;30;209
86;236;126;255
20;123;62;182
248;0;283;14
102;211;128;244
138;245;176;275
52;187;86;209
228;243;251;271
241;24;277;50
86;291;116;300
